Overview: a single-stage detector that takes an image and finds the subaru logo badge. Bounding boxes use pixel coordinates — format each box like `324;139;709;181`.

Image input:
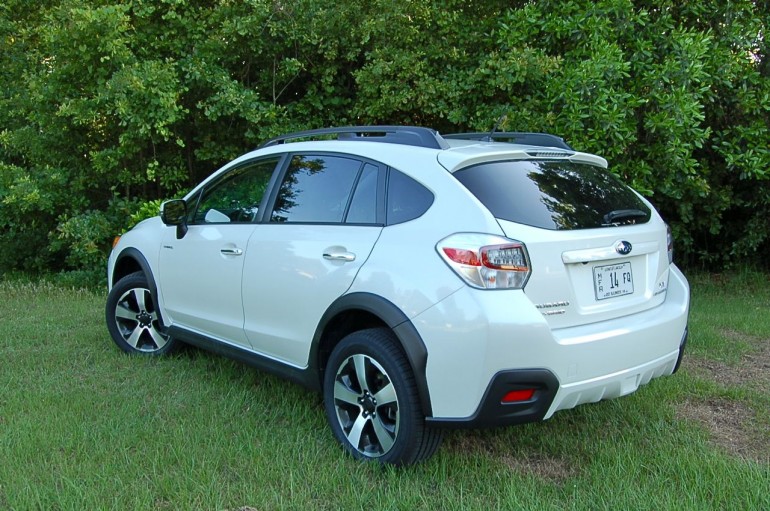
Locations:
615;241;632;255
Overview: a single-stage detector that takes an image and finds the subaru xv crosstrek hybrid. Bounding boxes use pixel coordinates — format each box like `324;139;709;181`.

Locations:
106;126;690;465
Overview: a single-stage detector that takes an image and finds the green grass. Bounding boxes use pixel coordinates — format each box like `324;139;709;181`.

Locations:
1;273;768;510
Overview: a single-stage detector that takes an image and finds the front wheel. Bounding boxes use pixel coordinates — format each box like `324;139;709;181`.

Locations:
105;271;177;355
323;328;442;465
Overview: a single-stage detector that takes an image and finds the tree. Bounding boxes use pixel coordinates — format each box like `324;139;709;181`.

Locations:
0;0;768;280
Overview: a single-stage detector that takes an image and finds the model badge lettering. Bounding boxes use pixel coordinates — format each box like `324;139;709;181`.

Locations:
535;301;571;309
536;301;570;316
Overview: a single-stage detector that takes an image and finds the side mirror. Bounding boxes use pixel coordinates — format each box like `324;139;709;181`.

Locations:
160;199;188;239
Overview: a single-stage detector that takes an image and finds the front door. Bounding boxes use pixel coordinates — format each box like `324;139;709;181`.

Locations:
158;156;281;347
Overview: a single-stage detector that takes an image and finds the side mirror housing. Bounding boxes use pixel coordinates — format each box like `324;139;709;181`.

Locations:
160;199;188;239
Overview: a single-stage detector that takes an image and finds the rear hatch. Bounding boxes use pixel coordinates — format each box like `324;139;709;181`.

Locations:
450;156;670;329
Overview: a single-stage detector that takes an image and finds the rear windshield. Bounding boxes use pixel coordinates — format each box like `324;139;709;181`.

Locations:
454;160;651;230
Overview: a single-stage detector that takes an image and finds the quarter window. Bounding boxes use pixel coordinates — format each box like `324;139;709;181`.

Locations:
386;169;434;225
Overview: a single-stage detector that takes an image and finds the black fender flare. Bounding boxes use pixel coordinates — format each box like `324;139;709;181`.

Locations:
311;292;433;417
113;248;165;326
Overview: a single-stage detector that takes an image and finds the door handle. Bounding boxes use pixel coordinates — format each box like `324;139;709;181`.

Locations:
220;248;244;256
323;250;356;262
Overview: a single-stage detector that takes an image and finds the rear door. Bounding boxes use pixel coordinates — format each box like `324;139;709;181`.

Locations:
241;154;384;366
452;158;670;328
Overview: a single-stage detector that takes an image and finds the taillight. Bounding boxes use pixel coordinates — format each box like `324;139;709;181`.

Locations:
437;234;531;289
666;224;674;264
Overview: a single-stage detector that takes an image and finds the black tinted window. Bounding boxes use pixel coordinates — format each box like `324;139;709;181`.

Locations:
387;169;433;225
345;163;379;224
193;157;279;224
271;155;360;223
454;160;651;230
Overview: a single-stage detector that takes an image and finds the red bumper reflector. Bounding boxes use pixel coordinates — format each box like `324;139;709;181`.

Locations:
501;388;536;403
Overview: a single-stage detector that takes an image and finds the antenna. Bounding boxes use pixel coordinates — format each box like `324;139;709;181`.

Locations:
483;115;508;142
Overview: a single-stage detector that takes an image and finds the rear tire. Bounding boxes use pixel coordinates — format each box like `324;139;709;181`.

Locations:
106;272;178;355
323;328;442;465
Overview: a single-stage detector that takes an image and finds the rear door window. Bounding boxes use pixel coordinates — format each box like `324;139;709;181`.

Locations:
345;163;379;224
270;155;361;223
454;160;651;230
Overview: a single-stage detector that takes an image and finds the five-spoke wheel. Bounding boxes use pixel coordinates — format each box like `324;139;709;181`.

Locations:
106;272;177;355
332;353;400;457
323;328;442;465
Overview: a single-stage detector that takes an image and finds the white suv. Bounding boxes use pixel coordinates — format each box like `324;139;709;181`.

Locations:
106;126;690;465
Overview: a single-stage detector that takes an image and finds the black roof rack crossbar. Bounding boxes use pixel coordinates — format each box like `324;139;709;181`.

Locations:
260;126;449;150
444;132;573;151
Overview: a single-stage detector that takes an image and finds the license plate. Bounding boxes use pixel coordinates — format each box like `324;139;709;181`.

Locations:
593;262;634;300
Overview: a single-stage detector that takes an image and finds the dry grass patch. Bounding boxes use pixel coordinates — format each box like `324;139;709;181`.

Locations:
678;331;770;463
498;453;577;482
683;331;770;391
446;431;576;483
677;398;768;463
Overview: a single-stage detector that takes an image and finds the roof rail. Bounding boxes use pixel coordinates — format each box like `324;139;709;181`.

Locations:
444;132;573;151
260;126;449;150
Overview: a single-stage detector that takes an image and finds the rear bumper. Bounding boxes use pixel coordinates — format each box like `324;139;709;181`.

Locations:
417;265;690;424
427;327;688;429
543;329;686;420
673;326;688;374
426;369;559;429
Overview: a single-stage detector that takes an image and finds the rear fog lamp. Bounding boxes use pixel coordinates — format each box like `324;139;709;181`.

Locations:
501;388;536;403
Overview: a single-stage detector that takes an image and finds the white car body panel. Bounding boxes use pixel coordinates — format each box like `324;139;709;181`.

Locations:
498;218;670;329
347;163;505;319
158;223;256;347
241;223;382;366
107;217;165;292
414;265;689;419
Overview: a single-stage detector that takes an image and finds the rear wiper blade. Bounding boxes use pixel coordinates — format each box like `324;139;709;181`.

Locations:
603;209;648;225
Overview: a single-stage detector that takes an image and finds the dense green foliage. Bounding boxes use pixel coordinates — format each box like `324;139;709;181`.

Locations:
1;0;768;279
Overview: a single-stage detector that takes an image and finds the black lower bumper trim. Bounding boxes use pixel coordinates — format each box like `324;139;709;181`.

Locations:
426;368;559;429
672;326;688;374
